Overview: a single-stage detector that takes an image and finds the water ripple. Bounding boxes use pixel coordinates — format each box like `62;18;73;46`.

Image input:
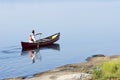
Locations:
0;46;21;54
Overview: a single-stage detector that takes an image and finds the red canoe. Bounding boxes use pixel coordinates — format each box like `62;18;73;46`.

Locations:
21;32;60;50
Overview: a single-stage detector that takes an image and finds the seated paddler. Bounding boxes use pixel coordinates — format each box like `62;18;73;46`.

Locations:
28;30;36;43
28;30;42;43
28;34;36;43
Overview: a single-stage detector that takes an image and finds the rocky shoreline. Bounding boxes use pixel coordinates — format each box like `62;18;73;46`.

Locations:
5;54;120;80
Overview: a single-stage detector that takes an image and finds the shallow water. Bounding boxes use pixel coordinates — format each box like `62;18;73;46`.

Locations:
0;1;120;79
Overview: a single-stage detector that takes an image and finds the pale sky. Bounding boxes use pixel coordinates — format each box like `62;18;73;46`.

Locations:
0;0;120;35
0;0;120;46
0;0;120;3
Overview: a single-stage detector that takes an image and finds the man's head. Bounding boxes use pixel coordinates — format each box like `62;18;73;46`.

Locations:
32;30;35;34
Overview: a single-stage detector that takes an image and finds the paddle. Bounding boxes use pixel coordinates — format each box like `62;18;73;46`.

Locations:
35;33;42;48
35;33;42;36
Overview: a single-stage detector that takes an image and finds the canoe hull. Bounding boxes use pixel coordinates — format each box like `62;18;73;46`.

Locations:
21;33;60;50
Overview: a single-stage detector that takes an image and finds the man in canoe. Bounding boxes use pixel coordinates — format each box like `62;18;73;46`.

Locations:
28;30;36;43
28;30;42;43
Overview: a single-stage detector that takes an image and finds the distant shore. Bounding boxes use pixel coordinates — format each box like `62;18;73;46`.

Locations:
5;54;120;80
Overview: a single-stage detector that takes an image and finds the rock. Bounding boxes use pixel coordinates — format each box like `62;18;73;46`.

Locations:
108;55;120;59
92;54;105;57
28;72;91;80
86;54;105;61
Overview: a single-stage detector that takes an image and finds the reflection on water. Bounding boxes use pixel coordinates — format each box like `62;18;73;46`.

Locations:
21;44;60;63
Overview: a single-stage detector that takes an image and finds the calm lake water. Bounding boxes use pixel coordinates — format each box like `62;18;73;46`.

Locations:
0;1;120;79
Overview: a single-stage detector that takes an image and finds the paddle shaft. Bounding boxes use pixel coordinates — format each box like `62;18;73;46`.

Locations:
35;33;42;36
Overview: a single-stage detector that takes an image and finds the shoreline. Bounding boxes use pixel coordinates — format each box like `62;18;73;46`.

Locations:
5;54;120;80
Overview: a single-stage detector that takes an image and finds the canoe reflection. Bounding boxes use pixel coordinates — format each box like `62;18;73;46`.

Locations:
21;44;60;63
